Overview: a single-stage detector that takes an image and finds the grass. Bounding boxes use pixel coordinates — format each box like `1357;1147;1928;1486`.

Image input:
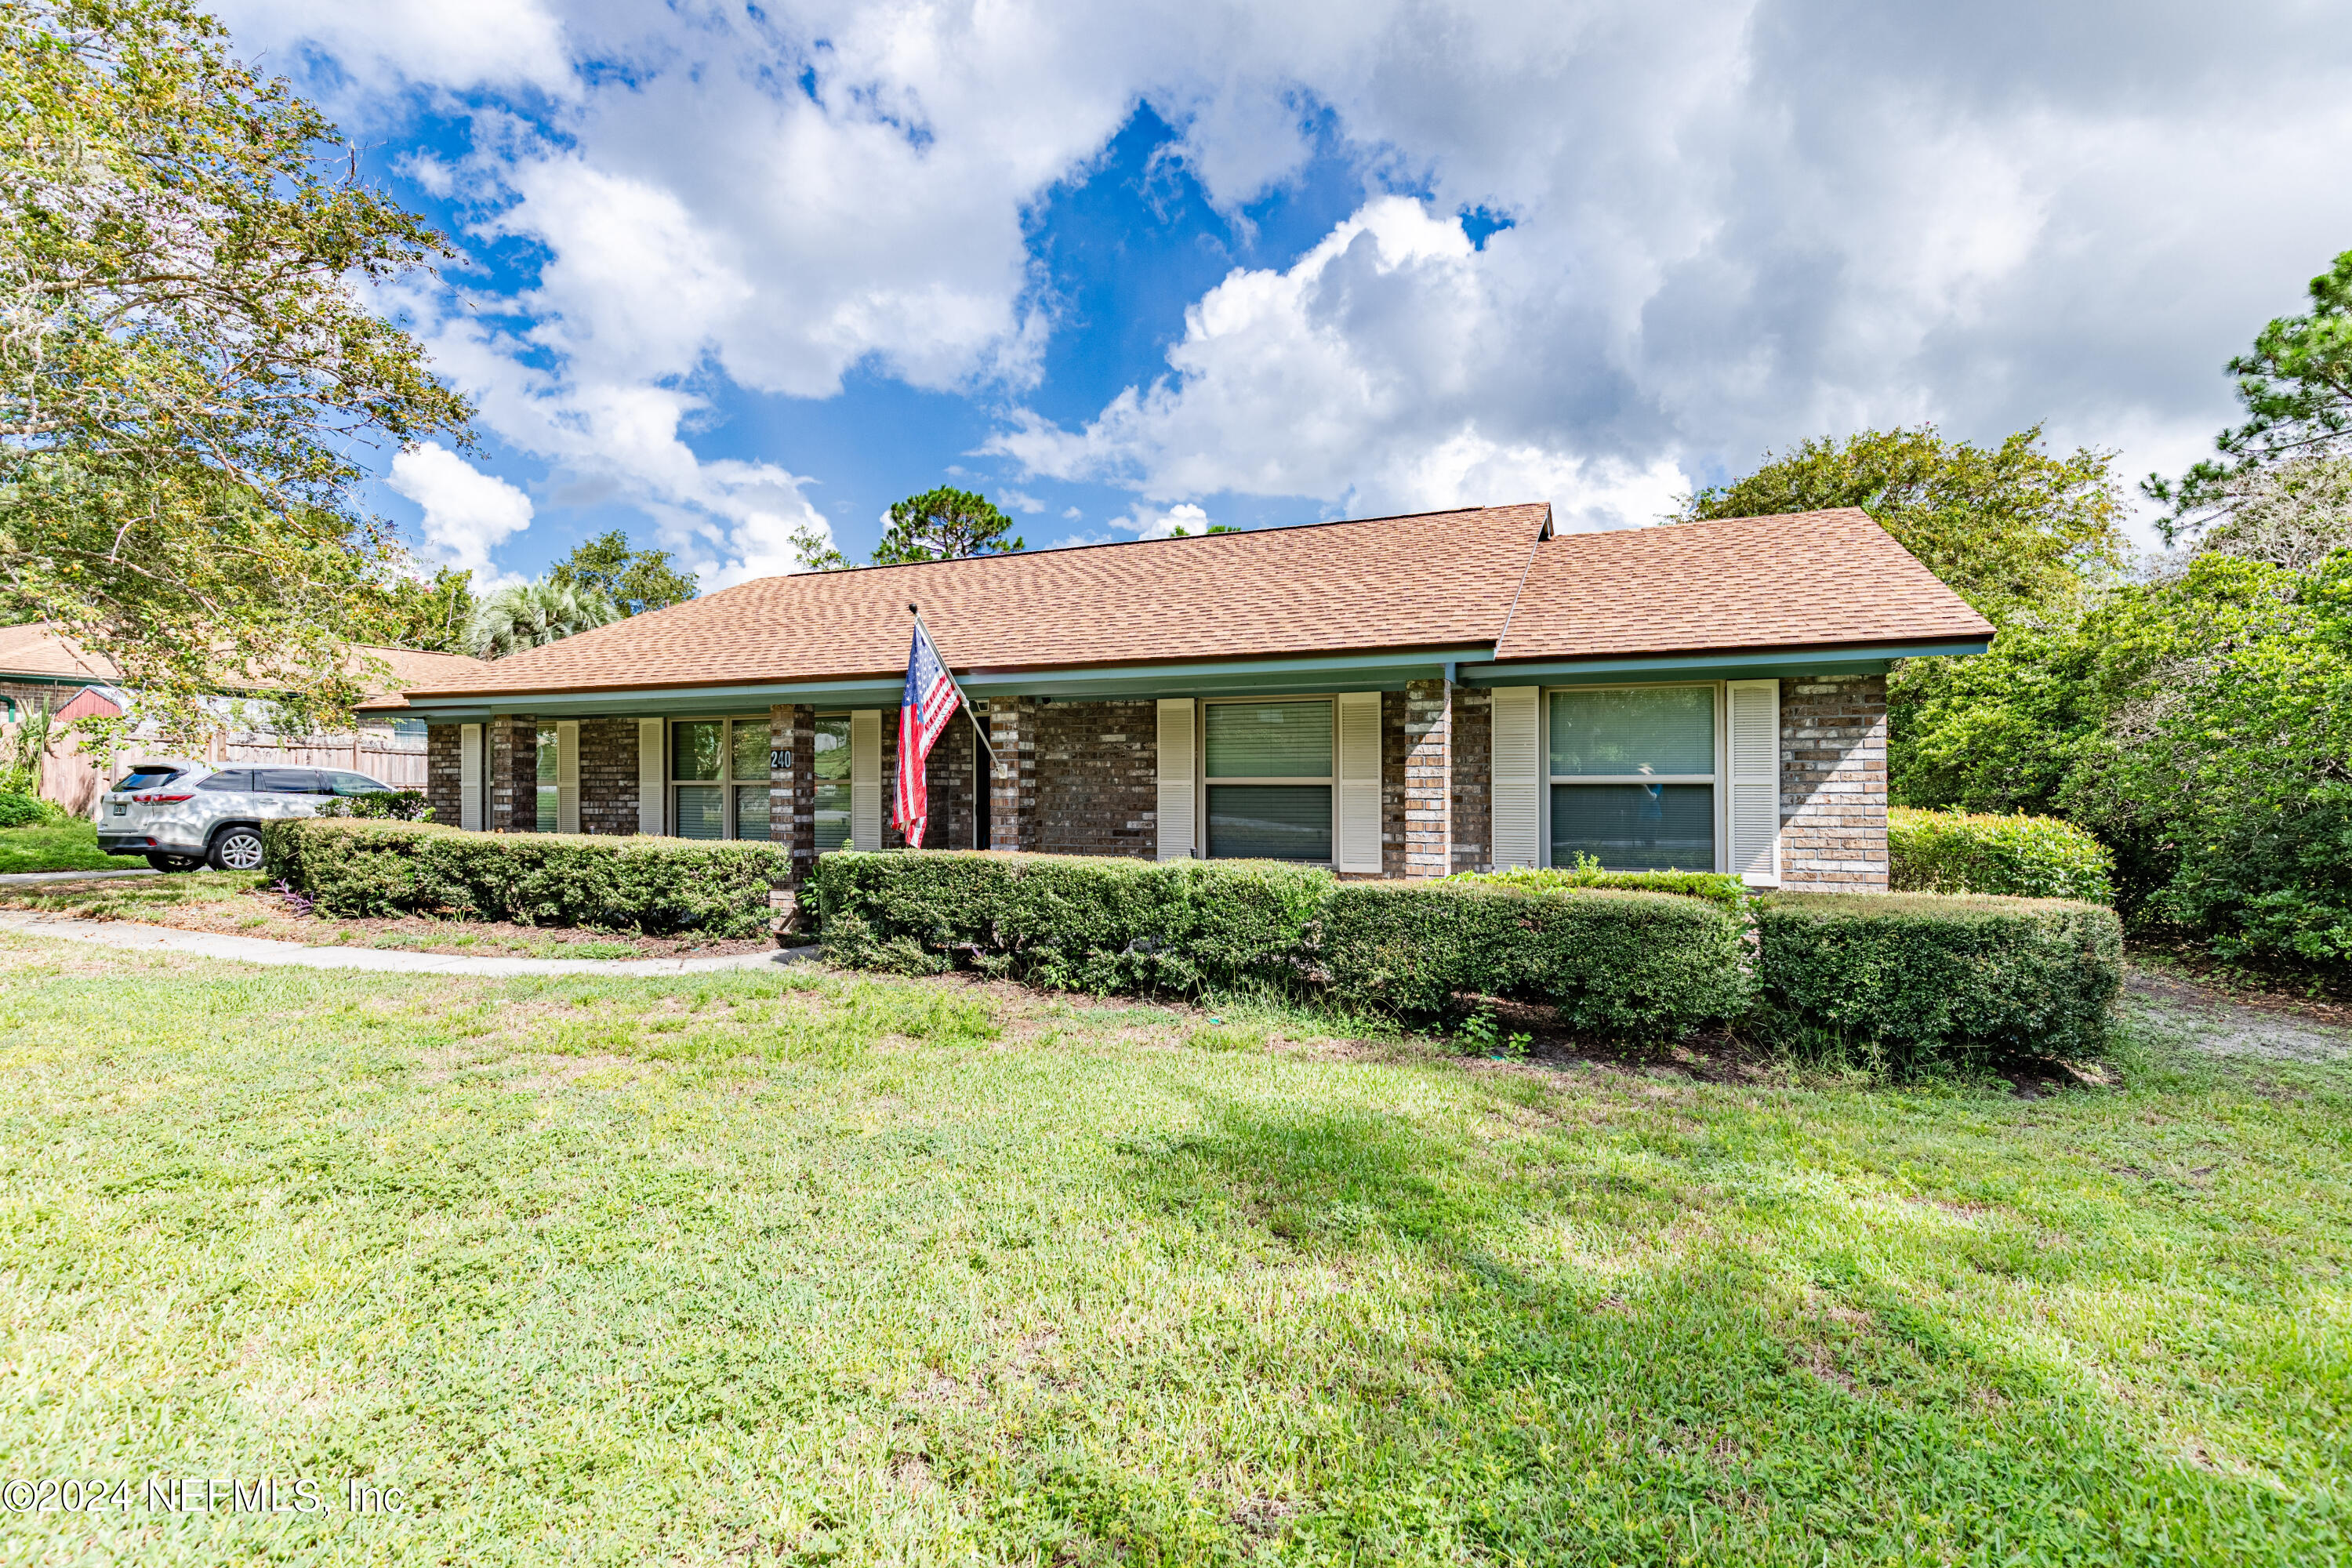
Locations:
0;817;145;873
0;942;2346;1565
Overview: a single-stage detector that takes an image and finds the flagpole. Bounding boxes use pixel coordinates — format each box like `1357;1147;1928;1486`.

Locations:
908;603;1000;772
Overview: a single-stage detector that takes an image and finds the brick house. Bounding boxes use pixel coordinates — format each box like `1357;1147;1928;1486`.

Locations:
361;505;1991;891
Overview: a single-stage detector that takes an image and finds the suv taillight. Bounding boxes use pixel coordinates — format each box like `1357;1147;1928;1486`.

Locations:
136;792;195;803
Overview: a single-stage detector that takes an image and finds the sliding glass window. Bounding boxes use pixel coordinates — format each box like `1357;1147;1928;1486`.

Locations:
1548;686;1717;871
1204;699;1334;862
811;714;851;852
671;718;769;840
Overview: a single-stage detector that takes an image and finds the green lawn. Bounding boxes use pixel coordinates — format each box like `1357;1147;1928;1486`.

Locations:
0;816;146;874
0;940;2346;1565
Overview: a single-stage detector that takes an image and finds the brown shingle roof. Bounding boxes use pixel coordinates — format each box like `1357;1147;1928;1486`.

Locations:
1493;509;1991;662
393;504;1555;699
0;622;485;697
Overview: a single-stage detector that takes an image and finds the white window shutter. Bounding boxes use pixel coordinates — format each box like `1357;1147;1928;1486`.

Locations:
458;723;484;831
851;709;883;851
637;717;666;835
557;720;581;833
1727;680;1780;885
1334;691;1382;872
1155;699;1196;860
1489;686;1541;869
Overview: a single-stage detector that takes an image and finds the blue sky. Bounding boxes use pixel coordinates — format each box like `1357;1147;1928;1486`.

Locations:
216;0;2352;590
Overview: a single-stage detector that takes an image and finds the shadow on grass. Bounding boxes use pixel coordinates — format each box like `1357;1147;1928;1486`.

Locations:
992;1095;2350;1566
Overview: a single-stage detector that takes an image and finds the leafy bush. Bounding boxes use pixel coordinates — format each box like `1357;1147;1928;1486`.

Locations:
1321;880;1748;1040
0;789;51;829
317;789;435;822
1888;806;2114;902
808;850;1329;996
1751;891;2122;1073
1454;860;1751;913
264;818;788;936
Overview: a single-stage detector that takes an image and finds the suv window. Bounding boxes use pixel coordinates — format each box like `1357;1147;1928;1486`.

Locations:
197;770;254;792
325;771;391;796
115;767;184;790
256;768;329;795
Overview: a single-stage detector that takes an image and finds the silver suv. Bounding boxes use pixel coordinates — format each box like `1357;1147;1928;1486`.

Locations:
97;762;397;873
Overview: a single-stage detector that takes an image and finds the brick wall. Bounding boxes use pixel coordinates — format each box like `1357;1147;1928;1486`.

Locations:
1450;685;1490;874
1780;674;1889;891
986;697;1040;851
1035;699;1157;857
1402;679;1451;878
426;723;462;824
579;717;637;835
487;715;535;831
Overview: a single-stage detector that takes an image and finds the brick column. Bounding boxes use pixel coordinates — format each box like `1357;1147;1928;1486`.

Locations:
986;696;1039;851
1780;674;1889;891
1403;677;1452;879
425;723;462;825
487;714;536;832
768;703;815;881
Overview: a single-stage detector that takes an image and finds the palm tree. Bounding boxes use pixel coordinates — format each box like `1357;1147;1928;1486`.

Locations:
465;579;620;659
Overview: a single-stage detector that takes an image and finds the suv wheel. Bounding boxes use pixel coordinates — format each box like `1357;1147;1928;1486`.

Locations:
209;826;266;872
145;853;204;873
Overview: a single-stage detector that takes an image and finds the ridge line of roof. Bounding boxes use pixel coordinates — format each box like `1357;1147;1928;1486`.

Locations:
691;502;1531;598
1491;503;1551;653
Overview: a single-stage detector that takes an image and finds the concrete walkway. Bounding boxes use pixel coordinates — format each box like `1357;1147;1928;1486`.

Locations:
0;909;822;976
0;867;159;885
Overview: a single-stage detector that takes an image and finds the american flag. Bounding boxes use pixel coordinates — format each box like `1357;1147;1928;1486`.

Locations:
892;615;965;849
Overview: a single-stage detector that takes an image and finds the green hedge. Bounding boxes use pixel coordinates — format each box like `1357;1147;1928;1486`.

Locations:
1452;863;1751;913
0;790;47;829
1752;891;2123;1071
807;850;1329;994
263;818;789;937
1889;806;2115;902
1321;880;1749;1038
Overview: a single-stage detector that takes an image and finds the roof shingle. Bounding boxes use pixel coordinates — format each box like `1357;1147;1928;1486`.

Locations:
394;504;1553;698
1492;508;1991;662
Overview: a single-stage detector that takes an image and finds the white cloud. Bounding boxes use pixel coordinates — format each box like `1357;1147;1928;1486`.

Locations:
998;489;1046;514
212;0;571;99
386;442;535;586
247;0;2352;555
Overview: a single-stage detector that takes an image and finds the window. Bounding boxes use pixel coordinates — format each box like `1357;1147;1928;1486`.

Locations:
811;714;851;851
535;722;559;832
1204;698;1334;862
670;718;769;841
327;771;389;797
1548;686;1717;871
256;768;329;795
114;767;186;791
197;770;252;793
733;720;769;841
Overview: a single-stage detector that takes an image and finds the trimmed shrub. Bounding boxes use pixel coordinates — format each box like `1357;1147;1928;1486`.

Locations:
318;789;435;822
1889;806;2115;903
0;789;49;829
1454;862;1751;913
1321;880;1748;1039
264;818;789;937
1752;891;2122;1071
808;850;1330;996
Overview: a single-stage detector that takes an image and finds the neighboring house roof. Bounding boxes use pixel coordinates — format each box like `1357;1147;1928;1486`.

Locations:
1492;508;1994;663
0;623;485;699
0;622;118;683
367;503;1991;708
384;503;1558;700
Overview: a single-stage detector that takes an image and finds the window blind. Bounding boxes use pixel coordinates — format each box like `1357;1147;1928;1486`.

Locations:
1549;687;1714;776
